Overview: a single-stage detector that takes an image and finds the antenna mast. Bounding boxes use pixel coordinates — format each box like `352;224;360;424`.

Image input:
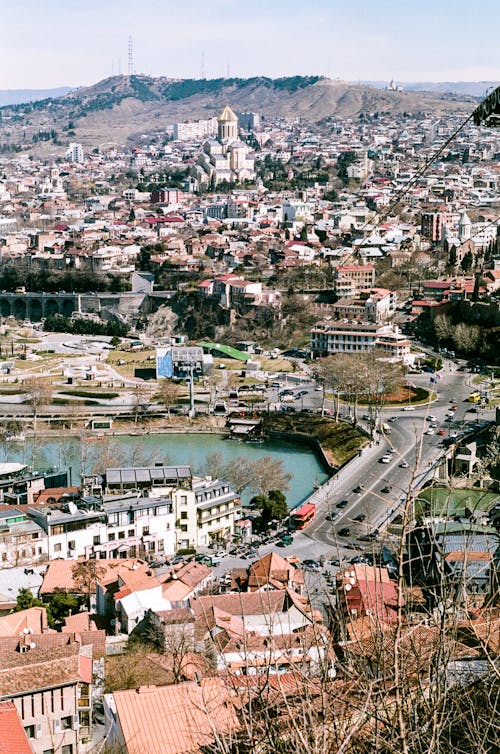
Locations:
128;35;134;75
201;50;205;80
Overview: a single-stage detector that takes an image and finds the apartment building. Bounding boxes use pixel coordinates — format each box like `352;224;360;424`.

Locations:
26;494;176;562
102;465;241;549
310;321;411;362
0;642;93;754
173;117;218;141
334;264;376;297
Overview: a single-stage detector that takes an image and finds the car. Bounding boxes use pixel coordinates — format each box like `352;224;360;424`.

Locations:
356;535;372;543
445;416;453;422
325;511;338;521
303;559;321;571
426;415;437;422
353;486;364;494
215;550;227;559
353;513;366;522
314;385;323;391
387;447;396;454
336;499;349;508
388;416;398;422
399;461;409;468
450;405;457;410
329;558;340;566
379;455;391;463
438;429;446;436
338;527;351;537
401;406;415;411
425;428;435;435
381;485;392;493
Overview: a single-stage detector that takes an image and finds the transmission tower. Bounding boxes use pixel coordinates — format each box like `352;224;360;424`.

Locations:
128;35;134;76
201;50;205;80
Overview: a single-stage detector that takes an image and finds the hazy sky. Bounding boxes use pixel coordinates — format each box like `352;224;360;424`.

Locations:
1;0;499;89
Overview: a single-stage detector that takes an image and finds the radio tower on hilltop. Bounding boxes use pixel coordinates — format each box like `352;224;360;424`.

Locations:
128;35;135;76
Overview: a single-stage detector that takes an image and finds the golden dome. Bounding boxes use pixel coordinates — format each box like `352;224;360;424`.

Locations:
218;105;238;122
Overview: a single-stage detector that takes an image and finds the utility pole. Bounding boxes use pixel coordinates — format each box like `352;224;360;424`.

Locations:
128;35;134;76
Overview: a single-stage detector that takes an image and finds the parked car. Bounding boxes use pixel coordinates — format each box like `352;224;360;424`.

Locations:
399;461;409;468
425;428;435;435
381;485;392;493
401;406;415;411
353;485;365;494
303;559;321;571
325;511;338;521
338;527;351;537
353;513;366;522
379;455;391;464
336;499;349;508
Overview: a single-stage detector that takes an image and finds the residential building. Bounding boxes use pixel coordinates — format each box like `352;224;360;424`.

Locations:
0;642;93;754
101;466;241;549
65;143;84;164
334;265;376;297
310;321;411;362
173;117;218;141
104;678;239;754
230;551;305;595
27;493;176;562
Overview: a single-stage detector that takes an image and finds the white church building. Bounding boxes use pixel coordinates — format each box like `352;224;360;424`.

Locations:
192;105;256;188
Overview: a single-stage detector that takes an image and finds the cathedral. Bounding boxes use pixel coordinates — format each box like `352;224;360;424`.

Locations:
191;105;256;188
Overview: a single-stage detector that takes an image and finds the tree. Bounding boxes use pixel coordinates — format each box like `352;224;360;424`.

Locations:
15;587;43;611
24;376;53;429
71;560;106;610
461;250;474;273
252;456;292;496
250;490;289;532
448;245;457;269
46;590;80;629
158;380;181;418
131;383;150;424
223;456;256;494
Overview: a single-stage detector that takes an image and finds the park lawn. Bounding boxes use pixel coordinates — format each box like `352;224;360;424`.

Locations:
106;348;156;378
266;412;367;468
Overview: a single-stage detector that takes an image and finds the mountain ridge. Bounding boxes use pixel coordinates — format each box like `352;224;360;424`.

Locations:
0;75;475;155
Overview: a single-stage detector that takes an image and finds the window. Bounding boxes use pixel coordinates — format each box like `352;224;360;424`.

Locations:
68;540;75;551
79;711;90;728
118;531;125;540
142;527;149;536
108;533;115;541
61;746;73;754
54;543;62;552
24;725;35;739
93;536;100;545
180;512;187;520
1;553;6;562
128;529;134;537
43;749;54;754
61;716;72;730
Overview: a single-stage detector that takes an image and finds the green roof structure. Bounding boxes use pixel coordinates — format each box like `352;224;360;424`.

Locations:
415;487;499;519
197;342;251;362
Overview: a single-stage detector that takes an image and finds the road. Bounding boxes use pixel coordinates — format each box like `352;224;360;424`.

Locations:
211;359;494;574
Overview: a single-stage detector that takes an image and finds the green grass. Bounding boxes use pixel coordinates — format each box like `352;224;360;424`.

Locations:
59;389;119;399
265;413;367;468
52;397;100;406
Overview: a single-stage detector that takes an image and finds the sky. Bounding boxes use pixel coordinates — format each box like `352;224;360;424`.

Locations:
1;0;499;89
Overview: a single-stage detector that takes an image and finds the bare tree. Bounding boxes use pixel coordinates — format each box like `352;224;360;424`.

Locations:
71;559;106;610
24;376;53;430
131;382;151;424
158;379;181;418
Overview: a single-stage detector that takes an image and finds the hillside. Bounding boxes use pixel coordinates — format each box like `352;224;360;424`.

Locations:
0;74;474;155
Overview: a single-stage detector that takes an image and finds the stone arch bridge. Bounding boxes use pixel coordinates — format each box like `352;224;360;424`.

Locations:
0;293;80;321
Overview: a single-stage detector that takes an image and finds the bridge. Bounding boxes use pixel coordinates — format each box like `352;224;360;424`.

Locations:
0;292;80;321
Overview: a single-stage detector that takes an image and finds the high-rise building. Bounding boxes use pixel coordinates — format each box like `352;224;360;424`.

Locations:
66;142;84;163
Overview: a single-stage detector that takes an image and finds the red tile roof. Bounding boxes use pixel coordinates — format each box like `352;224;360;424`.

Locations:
0;701;32;754
112;679;239;754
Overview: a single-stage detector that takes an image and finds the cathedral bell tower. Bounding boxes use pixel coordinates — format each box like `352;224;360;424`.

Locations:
218;105;238;146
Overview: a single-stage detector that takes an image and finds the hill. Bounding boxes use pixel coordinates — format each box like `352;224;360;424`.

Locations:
360;81;495;98
0;74;474;155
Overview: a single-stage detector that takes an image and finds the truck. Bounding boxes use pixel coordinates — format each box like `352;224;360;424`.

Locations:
377;422;392;435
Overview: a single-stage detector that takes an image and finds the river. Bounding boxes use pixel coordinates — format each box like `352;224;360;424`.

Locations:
1;433;330;507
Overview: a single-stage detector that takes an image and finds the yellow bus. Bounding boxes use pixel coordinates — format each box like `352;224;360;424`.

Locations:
468;391;481;403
